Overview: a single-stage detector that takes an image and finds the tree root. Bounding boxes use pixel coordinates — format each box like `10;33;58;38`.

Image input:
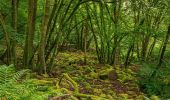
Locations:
55;73;109;100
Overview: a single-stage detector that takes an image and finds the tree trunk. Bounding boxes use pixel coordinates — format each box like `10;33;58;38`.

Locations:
124;44;134;67
158;24;170;66
11;0;18;66
141;35;150;61
150;24;170;79
0;13;11;65
24;0;37;69
147;37;156;59
38;0;50;74
83;20;88;65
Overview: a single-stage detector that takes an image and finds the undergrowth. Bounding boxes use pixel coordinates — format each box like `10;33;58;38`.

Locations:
0;64;51;100
1;51;170;100
137;63;170;99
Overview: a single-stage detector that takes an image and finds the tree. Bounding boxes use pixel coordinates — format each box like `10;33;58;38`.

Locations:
149;24;170;81
23;0;38;69
0;12;11;65
11;0;18;66
38;0;50;74
158;24;170;66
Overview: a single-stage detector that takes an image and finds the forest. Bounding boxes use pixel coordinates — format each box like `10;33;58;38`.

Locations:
0;0;170;100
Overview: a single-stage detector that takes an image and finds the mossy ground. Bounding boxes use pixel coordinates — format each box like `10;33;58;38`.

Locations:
10;48;161;100
31;50;154;100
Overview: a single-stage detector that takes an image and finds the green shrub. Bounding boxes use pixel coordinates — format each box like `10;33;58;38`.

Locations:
137;63;170;99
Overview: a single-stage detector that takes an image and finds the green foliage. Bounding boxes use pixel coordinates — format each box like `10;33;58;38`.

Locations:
0;64;51;100
0;64;29;83
0;0;169;99
0;0;11;16
137;63;170;99
0;64;32;99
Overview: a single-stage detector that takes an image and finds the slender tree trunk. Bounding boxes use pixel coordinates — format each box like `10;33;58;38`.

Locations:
147;37;156;59
38;0;50;74
147;13;162;59
141;35;150;61
46;0;57;35
111;0;122;65
83;20;88;65
11;0;18;66
124;44;134;67
0;13;11;65
24;0;37;69
158;24;170;66
45;0;63;60
150;24;170;79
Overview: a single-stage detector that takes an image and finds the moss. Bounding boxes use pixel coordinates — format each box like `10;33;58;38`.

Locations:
98;67;113;80
84;82;91;88
73;93;108;100
85;66;96;73
114;67;136;83
42;74;49;78
89;72;98;79
100;94;107;98
60;88;72;94
126;69;135;75
63;73;79;93
150;95;160;100
127;91;136;95
107;90;116;95
93;88;103;95
107;95;114;100
33;80;53;85
136;95;146;100
119;93;128;99
37;51;145;99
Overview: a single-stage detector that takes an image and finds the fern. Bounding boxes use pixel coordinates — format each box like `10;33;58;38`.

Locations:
0;64;62;100
0;65;37;100
0;64;30;84
0;64;15;84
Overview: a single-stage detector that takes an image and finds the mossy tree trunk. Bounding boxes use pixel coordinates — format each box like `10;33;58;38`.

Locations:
158;24;170;66
0;12;11;65
83;19;88;65
23;0;37;69
38;0;50;74
150;24;170;79
11;0;18;66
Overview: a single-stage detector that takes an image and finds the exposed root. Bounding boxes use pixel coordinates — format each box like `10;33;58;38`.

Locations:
54;73;109;100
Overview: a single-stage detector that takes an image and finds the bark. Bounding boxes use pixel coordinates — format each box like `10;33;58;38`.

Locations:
45;0;63;59
141;35;150;61
38;0;50;74
24;0;37;69
147;37;156;58
111;0;122;65
46;0;57;35
11;0;18;66
0;13;11;65
83;20;88;65
11;0;18;31
158;24;170;66
124;44;134;67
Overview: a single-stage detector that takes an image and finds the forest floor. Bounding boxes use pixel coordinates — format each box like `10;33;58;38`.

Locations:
32;49;150;100
1;47;163;100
